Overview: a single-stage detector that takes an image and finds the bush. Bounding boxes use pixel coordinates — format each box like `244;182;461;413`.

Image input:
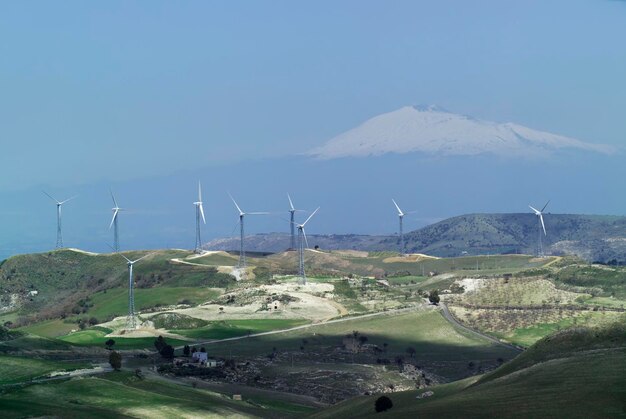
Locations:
375;396;393;413
105;339;116;350
109;351;122;370
160;344;175;359
429;290;440;305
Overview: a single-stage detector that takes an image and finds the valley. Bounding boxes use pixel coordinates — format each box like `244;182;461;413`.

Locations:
1;247;625;417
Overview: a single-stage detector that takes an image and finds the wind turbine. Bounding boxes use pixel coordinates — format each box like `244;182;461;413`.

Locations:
297;207;320;285
287;194;306;250
392;199;406;254
229;193;269;278
194;181;206;254
43;191;76;248
112;249;153;330
109;191;123;252
529;201;550;257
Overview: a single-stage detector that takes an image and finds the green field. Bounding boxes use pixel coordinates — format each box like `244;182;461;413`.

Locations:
84;287;221;320
205;310;519;381
58;328;189;349
175;319;309;340
0;371;312;418
20;318;79;338
0;355;89;385
313;323;626;418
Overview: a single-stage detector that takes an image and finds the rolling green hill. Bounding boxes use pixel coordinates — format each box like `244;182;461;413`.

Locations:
0;249;234;327
313;322;626;418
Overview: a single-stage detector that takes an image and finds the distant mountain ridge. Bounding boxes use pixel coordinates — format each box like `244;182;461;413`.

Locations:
205;213;626;263
308;105;614;158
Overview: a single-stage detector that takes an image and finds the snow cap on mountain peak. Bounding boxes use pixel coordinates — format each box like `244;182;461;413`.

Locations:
308;106;615;159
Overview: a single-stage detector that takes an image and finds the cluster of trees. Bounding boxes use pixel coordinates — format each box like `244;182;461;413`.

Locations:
155;335;175;359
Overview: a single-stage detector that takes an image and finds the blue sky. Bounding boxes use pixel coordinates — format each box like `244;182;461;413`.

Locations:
0;1;625;258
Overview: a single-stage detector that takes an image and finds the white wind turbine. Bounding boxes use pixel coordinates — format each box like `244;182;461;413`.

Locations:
287;194;306;250
109;191;123;252
111;248;153;330
392;199;417;255
529;200;550;257
43;191;76;249
297;207;320;285
194;181;206;254
229;193;269;278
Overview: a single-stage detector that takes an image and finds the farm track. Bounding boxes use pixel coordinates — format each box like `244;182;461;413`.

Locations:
450;302;626;312
440;303;524;352
0;364;113;388
175;305;427;350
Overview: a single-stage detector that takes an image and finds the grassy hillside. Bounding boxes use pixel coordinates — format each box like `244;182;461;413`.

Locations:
397;213;626;261
203;310;519;382
0;249;234;326
0;371;313;418
313;322;626;418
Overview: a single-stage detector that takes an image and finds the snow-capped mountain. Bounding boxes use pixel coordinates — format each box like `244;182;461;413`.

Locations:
308;105;614;158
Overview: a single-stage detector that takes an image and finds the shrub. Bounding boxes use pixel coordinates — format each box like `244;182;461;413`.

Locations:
109;351;122;370
375;396;393;413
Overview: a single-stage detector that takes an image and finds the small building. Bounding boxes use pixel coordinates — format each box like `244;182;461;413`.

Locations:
192;352;208;362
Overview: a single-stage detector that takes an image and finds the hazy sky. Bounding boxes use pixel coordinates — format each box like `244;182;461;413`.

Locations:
1;0;625;189
0;1;625;258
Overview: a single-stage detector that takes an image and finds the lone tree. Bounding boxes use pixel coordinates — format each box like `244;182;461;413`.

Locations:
161;344;175;359
109;351;122;371
154;336;166;352
105;339;116;350
428;290;440;305
375;396;393;413
183;345;191;356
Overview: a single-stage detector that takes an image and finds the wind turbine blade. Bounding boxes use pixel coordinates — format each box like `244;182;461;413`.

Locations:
109;209;119;229
133;252;155;264
198;181;202;202
541;200;550;213
106;244;132;263
60;195;77;205
228;193;244;215
528;205;540;214
540;214;547;236
303;228;310;249
302;207;320;227
110;190;119;208
287;194;295;211
392;199;404;216
42;191;60;204
199;204;206;224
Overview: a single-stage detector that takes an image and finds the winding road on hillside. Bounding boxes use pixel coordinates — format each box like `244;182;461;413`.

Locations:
440;303;523;352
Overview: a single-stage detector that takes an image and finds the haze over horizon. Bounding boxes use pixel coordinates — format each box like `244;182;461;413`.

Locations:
1;0;625;259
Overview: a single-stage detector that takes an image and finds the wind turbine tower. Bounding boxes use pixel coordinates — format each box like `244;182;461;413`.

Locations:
297;207;320;285
529;201;549;258
288;194;303;250
194;181;206;253
229;194;269;278
114;251;152;330
109;191;123;252
43;191;76;248
392;199;406;254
